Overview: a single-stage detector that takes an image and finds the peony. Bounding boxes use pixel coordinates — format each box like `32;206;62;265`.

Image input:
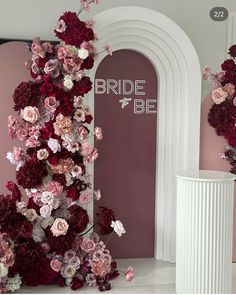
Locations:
51;218;69;237
50;258;63;272
81;238;95;253
60;265;76;278
37;148;49;160
212;87;228;104
111;220;126;237
21;106;40;123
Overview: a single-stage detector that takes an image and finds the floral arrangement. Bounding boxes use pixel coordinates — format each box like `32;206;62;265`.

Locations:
204;44;236;174
0;1;133;293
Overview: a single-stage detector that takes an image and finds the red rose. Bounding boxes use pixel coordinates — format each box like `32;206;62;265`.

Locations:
21;221;33;238
229;45;236;57
70;277;84;290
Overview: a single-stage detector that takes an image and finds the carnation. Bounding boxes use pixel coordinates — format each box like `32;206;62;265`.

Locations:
68;204;89;233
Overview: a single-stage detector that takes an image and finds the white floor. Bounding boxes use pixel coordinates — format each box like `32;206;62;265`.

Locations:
18;258;236;294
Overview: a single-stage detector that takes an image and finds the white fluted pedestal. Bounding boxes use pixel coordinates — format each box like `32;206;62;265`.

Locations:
176;170;236;294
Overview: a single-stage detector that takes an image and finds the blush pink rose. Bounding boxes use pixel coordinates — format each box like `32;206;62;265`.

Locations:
81;238;95;253
74;109;85;122
31;38;45;58
60;265;76;278
125;266;134;281
50;258;63;272
50;218;69;237
21;106;40;124
44;96;60;113
212;87;228;104
80;142;93;157
16;126;28;141
45;181;63;197
79;192;92;204
56;45;69;60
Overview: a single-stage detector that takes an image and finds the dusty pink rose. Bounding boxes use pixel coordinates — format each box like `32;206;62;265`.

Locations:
84;148;98;164
78;126;89;140
45;181;63;197
212;87;228;104
90;259;111;277
16;126;28;141
37;148;49;160
94;127;103;140
31;38;45;58
44;59;60;78
50;218;69;237
21;106;40;124
64;250;76;263
223;83;235;98
79;192;92;204
24;209;38;222
92;250;104;262
71;165;83;178
80;142;93;157
50;258;63;272
69;256;81;269
63;58;81;74
81;238;95;253
125;266;134;281
12;146;25;162
56;45;69;60
55;19;67;33
26;135;40;148
74;109;85;122
44;96;60;113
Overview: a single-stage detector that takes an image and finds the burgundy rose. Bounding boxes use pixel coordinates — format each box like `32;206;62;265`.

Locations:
70;277;84;290
81;56;94;70
6;181;21;201
67;186;80;201
84;114;93;124
229;45;236;57
96;207;115;235
52;174;66;186
221;59;236;71
13;81;41;111
71;76;92;96
41;121;54;139
40;82;54;96
20;220;33;238
68;204;89;233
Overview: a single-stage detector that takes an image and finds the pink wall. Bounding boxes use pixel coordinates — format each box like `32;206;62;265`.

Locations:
94;50;157;259
0;42;31;194
200;93;236;261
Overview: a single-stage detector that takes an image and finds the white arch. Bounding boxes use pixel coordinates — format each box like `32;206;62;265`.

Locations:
88;6;201;263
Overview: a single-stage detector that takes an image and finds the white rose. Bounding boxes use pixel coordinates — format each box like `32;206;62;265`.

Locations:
40;204;52;218
41;191;54;205
32;224;45;242
24;209;38;222
41;216;54;229
78;48;89;60
60;265;76;278
47;138;61;154
0;263;8;278
64;75;74;90
111;220;126;237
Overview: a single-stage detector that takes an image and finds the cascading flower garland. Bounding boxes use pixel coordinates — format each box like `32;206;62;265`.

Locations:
204;44;236;174
0;1;133;293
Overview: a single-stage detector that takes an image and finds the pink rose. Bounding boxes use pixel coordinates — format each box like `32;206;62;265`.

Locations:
77;126;89;140
44;96;60;113
50;258;63;272
212;87;228;104
92;250;104;262
60;265;76;278
71;165;83;178
80;142;93;157
44;59;60;78
64;250;76;263
56;45;69;60
125;266;134;281
42;42;54;53
37;148;49;160
69;256;81;269
63;58;81;74
79;192;92;204
50;218;69;237
16;126;28;141
24;209;38;222
81;238;95;253
223;83;235;98
45;181;63;197
21;106;40;124
94;127;103;141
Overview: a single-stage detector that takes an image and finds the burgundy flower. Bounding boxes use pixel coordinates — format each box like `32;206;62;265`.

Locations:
40;82;55;96
27;197;40;214
68;204;89;233
13;81;41;111
229;45;236;57
20;220;33;238
70;277;84;290
6;181;21;201
16;158;48;189
81;56;94;70
84;114;93;124
96;207;115;235
41;121;54;139
71;76;92;96
52;173;66;186
221;59;236;71
67;186;80;201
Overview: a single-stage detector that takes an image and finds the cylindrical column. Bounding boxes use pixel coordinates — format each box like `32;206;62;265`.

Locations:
176;170;236;294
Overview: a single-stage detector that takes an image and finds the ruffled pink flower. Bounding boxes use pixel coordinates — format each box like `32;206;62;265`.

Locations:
84;148;98;164
90;259;111;277
223;83;235;98
21;106;40;124
45;181;63;197
50;218;69;237
50;258;63;272
44;96;60;113
12;146;25;162
125;266;134;281
44;59;60;78
25;135;40;148
56;45;69;60
80;142;93;157
16;126;28;141
63;58;82;74
55;19;67;33
79;192;92;204
78;126;89;140
94;127;103;140
81;238;95;253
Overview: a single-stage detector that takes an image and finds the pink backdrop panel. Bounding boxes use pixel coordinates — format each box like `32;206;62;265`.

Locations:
200;93;236;261
0;42;31;194
94;50;157;259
